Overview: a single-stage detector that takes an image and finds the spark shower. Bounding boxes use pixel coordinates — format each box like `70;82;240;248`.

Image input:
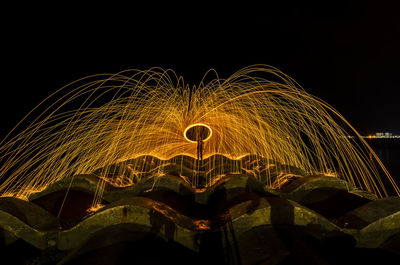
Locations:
0;65;398;203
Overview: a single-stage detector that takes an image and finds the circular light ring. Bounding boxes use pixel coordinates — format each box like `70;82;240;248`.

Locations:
183;123;212;143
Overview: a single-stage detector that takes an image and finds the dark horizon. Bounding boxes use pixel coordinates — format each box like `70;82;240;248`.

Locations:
1;2;399;138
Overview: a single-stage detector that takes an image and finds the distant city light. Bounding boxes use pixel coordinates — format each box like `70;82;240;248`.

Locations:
340;132;400;139
363;132;400;139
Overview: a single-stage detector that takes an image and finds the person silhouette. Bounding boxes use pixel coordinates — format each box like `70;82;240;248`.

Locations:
197;134;204;161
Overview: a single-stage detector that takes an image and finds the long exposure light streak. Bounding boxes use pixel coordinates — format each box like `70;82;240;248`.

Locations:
0;65;398;205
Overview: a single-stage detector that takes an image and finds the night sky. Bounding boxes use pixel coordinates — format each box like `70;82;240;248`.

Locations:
2;2;399;138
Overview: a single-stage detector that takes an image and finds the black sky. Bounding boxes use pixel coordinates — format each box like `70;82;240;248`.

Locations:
1;2;399;138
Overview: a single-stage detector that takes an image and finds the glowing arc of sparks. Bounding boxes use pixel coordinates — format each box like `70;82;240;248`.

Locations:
183;123;213;143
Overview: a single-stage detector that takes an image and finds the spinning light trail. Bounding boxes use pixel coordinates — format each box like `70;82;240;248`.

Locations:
0;65;398;206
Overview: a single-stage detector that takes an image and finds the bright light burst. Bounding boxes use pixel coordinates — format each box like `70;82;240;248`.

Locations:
0;65;398;201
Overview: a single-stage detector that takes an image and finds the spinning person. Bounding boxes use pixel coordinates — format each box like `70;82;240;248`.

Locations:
197;134;204;161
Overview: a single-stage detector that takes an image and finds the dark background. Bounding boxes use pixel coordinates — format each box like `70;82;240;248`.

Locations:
1;2;399;138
